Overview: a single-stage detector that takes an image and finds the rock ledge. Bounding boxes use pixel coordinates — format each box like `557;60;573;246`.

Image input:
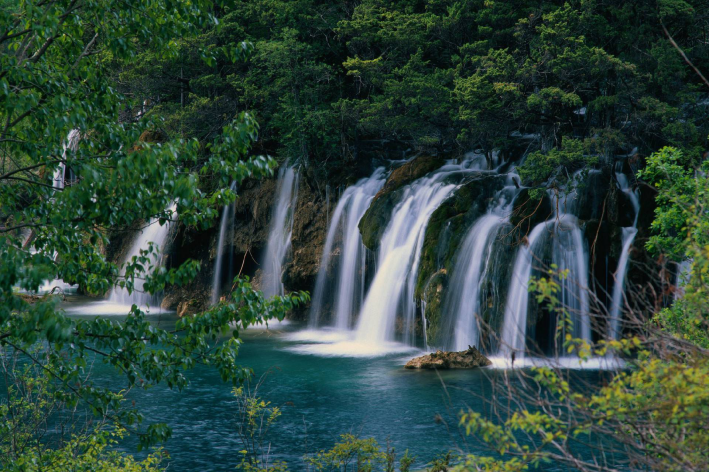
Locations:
405;347;492;369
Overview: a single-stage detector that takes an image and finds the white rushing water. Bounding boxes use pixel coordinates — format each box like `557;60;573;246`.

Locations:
211;181;237;305
608;172;640;339
499;221;548;357
447;215;504;350
355;157;486;346
500;210;590;359
261;165;299;298
309;168;387;329
108;203;177;308
53;129;80;191
553;216;591;342
443;174;519;351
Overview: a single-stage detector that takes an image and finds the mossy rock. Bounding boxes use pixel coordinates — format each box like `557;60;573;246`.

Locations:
422;270;447;347
509;188;552;243
415;174;505;300
373;155;445;202
359;155;445;250
359;187;403;250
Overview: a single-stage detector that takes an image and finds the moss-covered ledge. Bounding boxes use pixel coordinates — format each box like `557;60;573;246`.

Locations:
415;174;506;301
359;155;445;250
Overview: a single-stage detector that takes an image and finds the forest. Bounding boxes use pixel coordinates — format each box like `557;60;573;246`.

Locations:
1;0;708;471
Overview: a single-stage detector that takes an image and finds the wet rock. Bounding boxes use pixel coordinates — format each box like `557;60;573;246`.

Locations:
416;174;504;300
404;347;492;369
372;155;444;202
509;188;552;242
421;270;447;347
359;155;445;249
176;298;206;317
283;177;329;296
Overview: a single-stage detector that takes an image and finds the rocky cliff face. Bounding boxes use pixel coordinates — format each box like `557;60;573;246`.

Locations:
159;171;330;319
108;141;664;348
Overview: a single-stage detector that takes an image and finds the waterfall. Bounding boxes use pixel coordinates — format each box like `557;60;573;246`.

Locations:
309;168;386;329
500;212;590;358
211;181;237;305
355;158;484;346
446;215;504;350
109;203;177;308
553;217;591;342
608;172;640;339
499;221;547;357
53;130;80;190
261;165;299;298
443;175;519;351
675;260;692;300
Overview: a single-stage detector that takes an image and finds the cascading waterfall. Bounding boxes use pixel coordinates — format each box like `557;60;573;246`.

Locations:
109;203;177;307
447;215;505;350
552;216;591;342
355;158;485;346
443;175;519;351
499;221;548;357
53;130;80;191
608;171;640;339
261;165;299;298
500;194;591;359
308;168;387;329
211;181;237;305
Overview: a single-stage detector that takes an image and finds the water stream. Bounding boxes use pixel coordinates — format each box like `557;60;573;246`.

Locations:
212;181;237;305
261;165;300;298
308;168;387;329
608;171;640;339
108;203;177;308
443;175;519;351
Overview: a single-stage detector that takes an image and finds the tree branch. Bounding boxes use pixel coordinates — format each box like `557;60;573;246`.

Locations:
661;20;709;89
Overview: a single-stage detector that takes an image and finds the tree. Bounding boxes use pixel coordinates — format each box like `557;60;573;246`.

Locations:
0;0;307;467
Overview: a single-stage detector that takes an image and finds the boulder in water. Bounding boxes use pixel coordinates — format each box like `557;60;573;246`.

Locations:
404;346;491;369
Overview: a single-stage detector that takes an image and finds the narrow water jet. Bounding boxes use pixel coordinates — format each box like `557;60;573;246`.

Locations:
608;172;640;339
53;130;80;191
309;168;386;329
499;221;547;358
109;203;177;307
261;165;299;298
212;181;237;305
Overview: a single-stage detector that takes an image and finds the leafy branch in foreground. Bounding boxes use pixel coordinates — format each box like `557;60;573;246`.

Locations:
455;147;709;472
1;0;308;468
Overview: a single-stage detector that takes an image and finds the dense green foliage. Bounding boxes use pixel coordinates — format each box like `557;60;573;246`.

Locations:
119;0;707;184
0;0;306;469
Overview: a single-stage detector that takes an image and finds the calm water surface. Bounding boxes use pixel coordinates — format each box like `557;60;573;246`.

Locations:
62;298;605;471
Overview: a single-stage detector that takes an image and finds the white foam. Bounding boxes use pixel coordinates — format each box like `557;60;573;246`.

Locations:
487;355;625;371
63;301;166;316
282;329;420;357
282;328;351;343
